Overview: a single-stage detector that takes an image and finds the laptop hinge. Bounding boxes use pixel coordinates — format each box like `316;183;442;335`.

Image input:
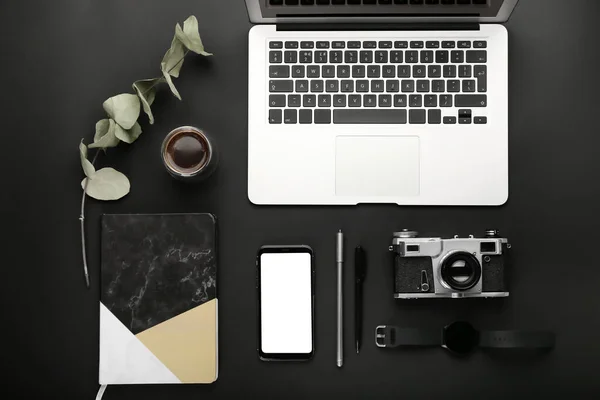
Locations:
276;23;480;32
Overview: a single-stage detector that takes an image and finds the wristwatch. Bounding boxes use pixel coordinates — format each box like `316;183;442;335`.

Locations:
375;321;555;356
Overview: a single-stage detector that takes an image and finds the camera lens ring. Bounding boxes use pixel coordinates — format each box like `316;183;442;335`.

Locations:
440;251;481;291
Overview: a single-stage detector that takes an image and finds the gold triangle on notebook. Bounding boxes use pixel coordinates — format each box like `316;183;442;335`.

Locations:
136;299;218;384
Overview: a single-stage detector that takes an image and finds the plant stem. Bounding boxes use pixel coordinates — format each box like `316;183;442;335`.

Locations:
80;150;100;289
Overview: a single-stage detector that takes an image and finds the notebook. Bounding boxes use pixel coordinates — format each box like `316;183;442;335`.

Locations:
99;213;218;384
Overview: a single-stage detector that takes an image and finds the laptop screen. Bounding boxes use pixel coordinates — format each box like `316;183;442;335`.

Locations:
246;0;519;24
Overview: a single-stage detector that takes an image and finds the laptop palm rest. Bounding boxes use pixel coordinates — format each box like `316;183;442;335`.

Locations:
335;136;420;198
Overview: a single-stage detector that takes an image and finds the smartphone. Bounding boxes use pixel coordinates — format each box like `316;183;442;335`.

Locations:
257;245;315;361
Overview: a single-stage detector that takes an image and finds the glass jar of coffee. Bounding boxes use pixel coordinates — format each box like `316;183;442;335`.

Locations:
161;126;218;182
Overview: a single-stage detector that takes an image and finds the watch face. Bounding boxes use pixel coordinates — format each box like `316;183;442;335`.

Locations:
443;321;480;355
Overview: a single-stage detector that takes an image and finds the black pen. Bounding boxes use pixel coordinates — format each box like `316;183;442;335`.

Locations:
354;246;366;354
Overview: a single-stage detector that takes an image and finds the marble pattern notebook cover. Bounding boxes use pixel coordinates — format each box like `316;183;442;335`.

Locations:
99;214;218;384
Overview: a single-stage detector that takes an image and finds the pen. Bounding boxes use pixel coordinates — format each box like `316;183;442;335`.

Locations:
336;229;344;368
354;246;366;354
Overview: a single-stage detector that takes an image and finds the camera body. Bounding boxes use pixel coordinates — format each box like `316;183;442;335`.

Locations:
390;230;510;299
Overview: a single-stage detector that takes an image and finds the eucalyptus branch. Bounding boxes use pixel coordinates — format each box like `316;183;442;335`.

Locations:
80;149;100;288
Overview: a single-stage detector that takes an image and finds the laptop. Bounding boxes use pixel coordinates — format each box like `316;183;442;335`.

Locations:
246;0;518;205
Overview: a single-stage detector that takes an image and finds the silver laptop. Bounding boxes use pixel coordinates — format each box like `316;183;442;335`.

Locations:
246;0;518;205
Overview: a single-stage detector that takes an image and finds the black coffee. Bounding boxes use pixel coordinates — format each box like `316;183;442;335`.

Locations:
165;131;209;173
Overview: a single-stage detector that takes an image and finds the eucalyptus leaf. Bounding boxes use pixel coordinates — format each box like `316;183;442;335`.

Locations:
175;16;212;56
133;78;161;124
162;70;182;100
89;119;120;149
102;94;140;130
114;122;142;144
161;36;186;78
79;141;95;178
81;167;130;201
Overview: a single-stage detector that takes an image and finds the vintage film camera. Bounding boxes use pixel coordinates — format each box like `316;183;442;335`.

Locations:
390;229;510;299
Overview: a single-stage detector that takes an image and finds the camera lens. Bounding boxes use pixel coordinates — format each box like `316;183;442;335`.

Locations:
440;252;481;291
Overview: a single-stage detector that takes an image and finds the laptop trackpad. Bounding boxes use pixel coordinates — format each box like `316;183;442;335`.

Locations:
335;136;420;197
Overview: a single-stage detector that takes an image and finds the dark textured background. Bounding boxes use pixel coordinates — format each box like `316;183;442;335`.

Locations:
3;0;600;398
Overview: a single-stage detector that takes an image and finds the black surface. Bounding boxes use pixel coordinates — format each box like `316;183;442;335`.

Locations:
101;214;217;334
3;0;600;398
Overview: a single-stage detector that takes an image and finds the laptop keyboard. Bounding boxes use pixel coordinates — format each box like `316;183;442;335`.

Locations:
268;40;488;125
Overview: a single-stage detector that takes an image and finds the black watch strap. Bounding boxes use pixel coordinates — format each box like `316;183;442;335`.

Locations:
479;330;555;349
375;325;441;348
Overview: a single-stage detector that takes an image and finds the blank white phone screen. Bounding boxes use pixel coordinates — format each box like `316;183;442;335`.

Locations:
260;252;312;354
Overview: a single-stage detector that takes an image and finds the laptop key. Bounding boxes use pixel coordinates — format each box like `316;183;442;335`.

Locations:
310;80;323;92
301;41;314;49
406;51;419;63
345;51;358;63
475;65;487;92
314;109;331;124
473;41;487;49
326;80;339;92
317;41;330;49
417;80;429;93
447;80;460;92
332;41;345;49
443;65;457;78
410;41;424;49
371;80;385;92
398;65;411;78
402;80;415;93
299;109;312;124
413;65;426;78
352;65;366;78
428;65;441;78
459;65;472;78
364;95;377;107
455;94;487;107
269;51;282;63
424;95;437;107
322;65;335;77
269;65;289;78
288;94;302;107
440;94;453;107
432;80;445;93
315;51;328;63
292;65;305;78
443;116;457;124
270;80;293;92
284;51;297;63
409;95;422;107
458;41;471;49
331;51;343;63
295;80;309;93
367;65;381;78
375;51;388;63
394;94;407;107
349;95;361;107
386;80;400;93
285;41;299;49
318;94;331;107
421;51;434;63
307;66;320;77
409;109;426;124
395;41;409;49
379;95;392;107
269;41;283;49
428;109;442;124
341;80;354;92
442;41;455;49
284;109;297;124
356;80;369;92
334;94;347;107
300;51;313;63
436;50;449;63
451;51;464;63
363;41;377;49
348;41;361;49
390;51;403;63
379;41;393;49
337;65;350;78
462;80;476;93
269;109;282;124
303;94;316;107
382;65;395;77
333;109;407;124
360;51;373;63
466;50;487;63
474;116;488;124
